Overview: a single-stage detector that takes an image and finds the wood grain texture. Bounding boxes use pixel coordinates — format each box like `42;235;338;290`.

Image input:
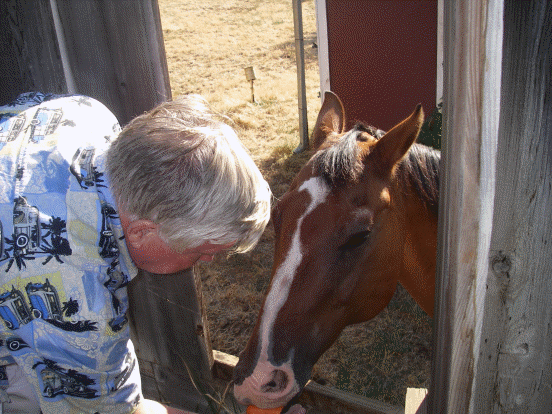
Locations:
432;0;552;413
0;0;171;124
0;0;65;104
128;269;213;412
431;0;502;411
53;0;171;124
479;1;552;412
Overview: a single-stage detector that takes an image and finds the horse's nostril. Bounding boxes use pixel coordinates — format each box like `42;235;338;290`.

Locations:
261;369;289;393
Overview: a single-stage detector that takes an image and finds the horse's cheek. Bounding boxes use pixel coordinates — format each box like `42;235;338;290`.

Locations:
332;257;365;307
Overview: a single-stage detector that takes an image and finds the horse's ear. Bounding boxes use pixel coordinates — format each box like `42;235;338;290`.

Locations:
371;104;424;173
311;91;346;150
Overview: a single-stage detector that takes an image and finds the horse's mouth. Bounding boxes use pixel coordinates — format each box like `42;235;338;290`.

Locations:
233;368;303;410
235;393;303;411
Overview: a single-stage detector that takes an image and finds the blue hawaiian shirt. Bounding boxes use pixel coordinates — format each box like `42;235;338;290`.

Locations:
0;93;141;413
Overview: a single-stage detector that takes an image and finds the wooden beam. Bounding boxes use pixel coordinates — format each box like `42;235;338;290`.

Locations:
474;0;552;411
0;0;171;123
52;0;171;124
0;0;66;104
128;269;214;412
431;0;504;410
405;388;427;414
431;0;552;412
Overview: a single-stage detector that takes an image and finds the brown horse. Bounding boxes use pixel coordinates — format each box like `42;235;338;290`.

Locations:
233;91;439;410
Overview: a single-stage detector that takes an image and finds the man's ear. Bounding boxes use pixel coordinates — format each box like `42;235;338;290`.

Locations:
125;219;160;249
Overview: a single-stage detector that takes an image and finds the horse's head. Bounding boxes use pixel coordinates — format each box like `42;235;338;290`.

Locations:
233;92;428;410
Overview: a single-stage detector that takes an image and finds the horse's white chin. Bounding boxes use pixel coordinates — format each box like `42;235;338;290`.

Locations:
234;382;301;409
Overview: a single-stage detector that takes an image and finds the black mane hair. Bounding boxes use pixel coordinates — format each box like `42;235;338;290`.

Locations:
312;125;440;214
398;143;440;215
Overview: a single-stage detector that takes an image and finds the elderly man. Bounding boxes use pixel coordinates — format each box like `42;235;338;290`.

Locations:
0;92;271;414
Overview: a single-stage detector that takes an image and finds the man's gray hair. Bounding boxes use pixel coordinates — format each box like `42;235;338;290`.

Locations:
106;94;271;253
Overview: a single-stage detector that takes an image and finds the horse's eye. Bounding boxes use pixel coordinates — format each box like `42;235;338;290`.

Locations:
340;230;371;250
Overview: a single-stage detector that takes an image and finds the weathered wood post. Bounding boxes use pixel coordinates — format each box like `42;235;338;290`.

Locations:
0;0;171;125
128;270;214;412
430;0;552;412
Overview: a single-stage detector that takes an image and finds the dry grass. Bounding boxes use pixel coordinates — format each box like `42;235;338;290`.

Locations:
160;0;321;163
158;0;432;407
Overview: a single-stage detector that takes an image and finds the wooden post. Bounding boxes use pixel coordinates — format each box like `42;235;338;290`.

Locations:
128;270;214;413
292;0;309;153
0;0;171;125
430;0;552;412
475;0;552;411
0;1;66;104
405;388;427;414
430;0;504;410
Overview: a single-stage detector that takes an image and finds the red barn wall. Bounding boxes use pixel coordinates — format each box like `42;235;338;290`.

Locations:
326;0;438;131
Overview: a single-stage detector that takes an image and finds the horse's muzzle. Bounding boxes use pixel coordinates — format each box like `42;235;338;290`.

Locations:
233;360;302;409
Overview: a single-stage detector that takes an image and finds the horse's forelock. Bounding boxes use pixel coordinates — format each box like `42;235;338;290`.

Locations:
312;127;365;186
353;122;386;139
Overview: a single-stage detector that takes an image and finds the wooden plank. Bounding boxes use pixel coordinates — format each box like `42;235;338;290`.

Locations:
405;388;427;414
431;0;552;413
292;0;309;152
141;371;200;414
314;0;330;97
0;0;66;104
212;350;404;414
128;269;214;413
472;0;552;412
430;0;504;412
300;381;404;414
0;0;171;123
52;0;171;124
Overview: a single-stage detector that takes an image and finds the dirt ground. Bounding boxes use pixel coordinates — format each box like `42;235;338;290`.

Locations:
158;0;432;407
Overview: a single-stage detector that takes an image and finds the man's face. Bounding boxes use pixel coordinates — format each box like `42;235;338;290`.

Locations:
152;240;235;273
130;237;235;274
119;211;235;274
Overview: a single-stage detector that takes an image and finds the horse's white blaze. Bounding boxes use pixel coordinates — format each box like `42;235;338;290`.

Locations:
258;176;330;363
234;177;330;408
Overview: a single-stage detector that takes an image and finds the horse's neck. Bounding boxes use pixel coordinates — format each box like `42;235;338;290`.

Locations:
398;186;438;317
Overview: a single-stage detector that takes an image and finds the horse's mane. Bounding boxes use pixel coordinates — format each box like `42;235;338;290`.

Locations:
312;124;440;214
398;143;440;215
